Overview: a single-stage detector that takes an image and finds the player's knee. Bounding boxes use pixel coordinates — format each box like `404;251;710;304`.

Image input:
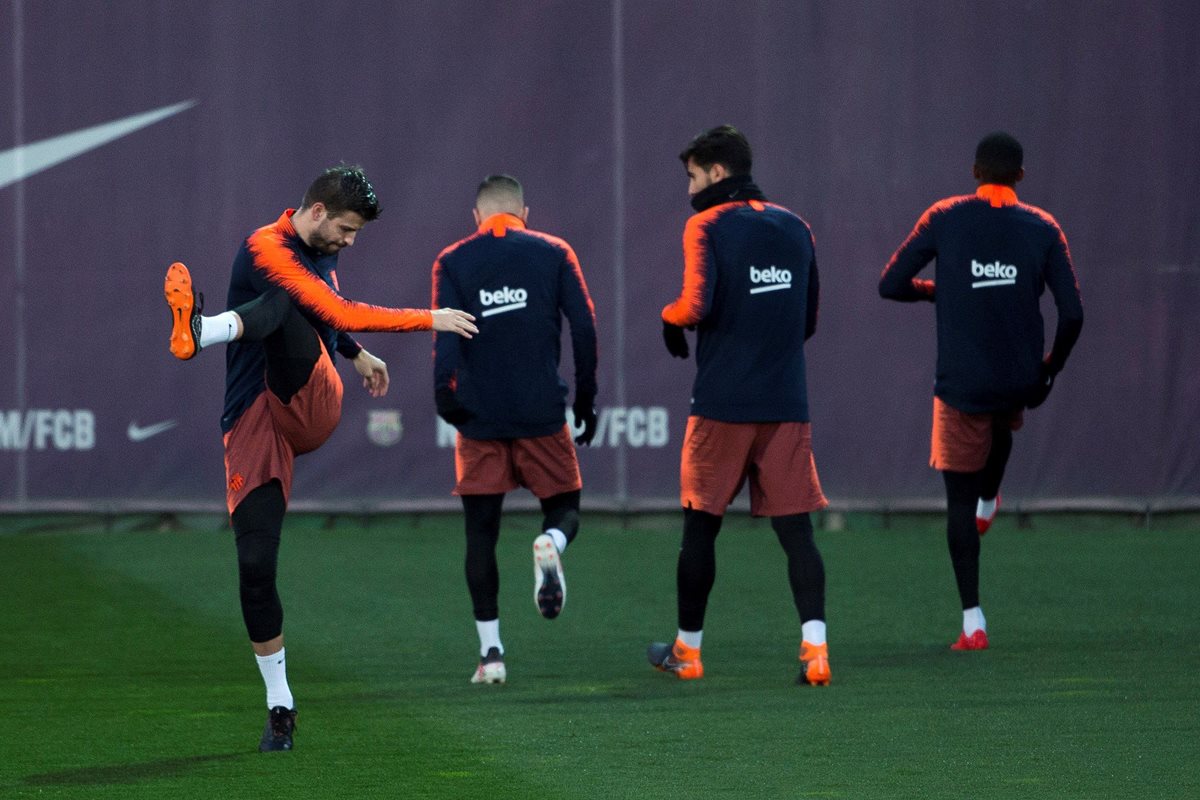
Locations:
236;544;278;589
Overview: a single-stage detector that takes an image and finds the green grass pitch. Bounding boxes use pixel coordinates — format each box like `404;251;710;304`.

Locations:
1;511;1197;799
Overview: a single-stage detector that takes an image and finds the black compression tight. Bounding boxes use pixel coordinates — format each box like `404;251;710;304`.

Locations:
540;489;581;545
771;513;826;623
231;481;287;643
980;425;1013;501
677;509;723;632
943;470;982;609
462;494;505;621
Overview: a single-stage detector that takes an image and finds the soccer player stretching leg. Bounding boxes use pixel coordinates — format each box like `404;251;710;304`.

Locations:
880;133;1083;650
648;126;832;686
164;165;476;750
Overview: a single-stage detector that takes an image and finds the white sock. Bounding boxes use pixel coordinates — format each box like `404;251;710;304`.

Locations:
677;629;702;649
254;647;294;710
476;619;503;657
976;496;998;519
545;527;568;553
199;311;240;348
802;620;827;646
963;606;986;635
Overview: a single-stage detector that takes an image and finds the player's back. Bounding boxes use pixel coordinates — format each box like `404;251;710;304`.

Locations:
926;194;1070;411
690;201;816;423
434;218;595;439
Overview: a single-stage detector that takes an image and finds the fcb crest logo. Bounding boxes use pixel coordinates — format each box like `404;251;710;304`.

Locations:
367;410;403;447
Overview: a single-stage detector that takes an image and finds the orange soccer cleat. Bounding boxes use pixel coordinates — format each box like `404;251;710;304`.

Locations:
165;261;203;360
798;641;831;686
647;639;704;680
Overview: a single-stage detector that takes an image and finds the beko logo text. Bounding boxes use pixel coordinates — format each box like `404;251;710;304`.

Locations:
0;410;96;450
749;266;791;294
971;259;1017;288
480;287;528;317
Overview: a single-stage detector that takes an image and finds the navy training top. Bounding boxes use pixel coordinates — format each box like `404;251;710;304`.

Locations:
432;213;598;440
879;184;1083;413
662;176;820;423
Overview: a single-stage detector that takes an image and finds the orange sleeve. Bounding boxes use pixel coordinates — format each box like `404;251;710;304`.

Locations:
662;212;716;326
247;226;432;332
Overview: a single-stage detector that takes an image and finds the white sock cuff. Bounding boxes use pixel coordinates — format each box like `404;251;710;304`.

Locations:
802;620;827;646
476;619;503;657
200;311;239;349
545;528;568;553
255;647;285;666
677;629;703;649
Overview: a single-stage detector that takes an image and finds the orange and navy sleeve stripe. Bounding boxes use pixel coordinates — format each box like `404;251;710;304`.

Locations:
663;207;722;326
879;199;964;302
431;246;468;391
549;236;598;397
247;222;432;332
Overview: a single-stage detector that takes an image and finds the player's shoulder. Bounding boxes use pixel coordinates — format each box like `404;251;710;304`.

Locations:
518;226;572;250
1014;200;1063;231
435;230;487;265
517;227;579;261
923;193;979;219
761;201;813;230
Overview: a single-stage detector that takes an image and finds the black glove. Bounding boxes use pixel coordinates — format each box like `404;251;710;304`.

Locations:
1025;362;1055;409
662;322;689;359
572;392;597;446
435;386;474;426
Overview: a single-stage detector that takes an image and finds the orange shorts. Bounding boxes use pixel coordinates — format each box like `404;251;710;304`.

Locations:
454;425;582;498
223;351;343;514
680;416;828;517
930;396;1023;473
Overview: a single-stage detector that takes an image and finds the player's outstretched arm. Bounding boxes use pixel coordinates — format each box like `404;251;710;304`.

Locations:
431;308;478;338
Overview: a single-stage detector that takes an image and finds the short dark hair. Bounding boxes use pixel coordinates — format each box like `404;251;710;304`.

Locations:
974;132;1023;185
475;174;523;205
300;165;381;221
679;125;752;176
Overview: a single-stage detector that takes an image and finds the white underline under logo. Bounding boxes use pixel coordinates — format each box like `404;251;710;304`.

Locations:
481;302;527;317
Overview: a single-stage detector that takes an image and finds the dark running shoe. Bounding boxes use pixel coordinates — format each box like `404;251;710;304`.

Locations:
259;706;297;752
165;261;203;360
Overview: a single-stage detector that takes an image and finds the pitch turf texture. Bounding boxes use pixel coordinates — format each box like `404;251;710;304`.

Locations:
1;512;1196;799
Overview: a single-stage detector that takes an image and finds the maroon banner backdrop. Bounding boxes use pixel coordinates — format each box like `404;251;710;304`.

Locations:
2;1;1198;511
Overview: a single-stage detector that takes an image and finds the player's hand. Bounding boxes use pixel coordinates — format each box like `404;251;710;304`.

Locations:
662;322;689;359
1025;361;1055;409
435;386;474;426
353;349;390;398
431;308;478;338
572;392;597;446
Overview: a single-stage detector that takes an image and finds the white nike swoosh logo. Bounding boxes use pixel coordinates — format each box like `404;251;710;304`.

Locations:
0;100;197;190
127;420;179;442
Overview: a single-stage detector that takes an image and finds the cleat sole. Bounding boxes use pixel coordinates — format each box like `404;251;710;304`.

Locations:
165;261;197;360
